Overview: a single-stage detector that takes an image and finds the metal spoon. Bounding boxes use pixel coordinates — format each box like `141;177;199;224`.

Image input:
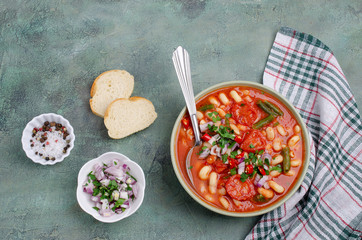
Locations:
172;46;201;185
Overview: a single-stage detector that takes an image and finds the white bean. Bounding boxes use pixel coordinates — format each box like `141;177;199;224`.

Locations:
219;93;230;105
244;96;253;103
266;127;275;140
288;135;300;147
290;150;295;158
216;108;226;118
209;172;218;194
291;159;301;167
257;187;274;199
200;184;207;193
229;90;242;103
284;170;295;176
205;194;213;202
269;181;285;193
237;124;248;131
277;125;287;136
219;196;230;209
199;119;206;125
233;199;242;207
199;166;212;180
209;96;220;106
218;187;226;195
270;170;281;177
196;111;203;120
271;155;283;166
273;138;282;151
294;125;301;133
230;123;240;135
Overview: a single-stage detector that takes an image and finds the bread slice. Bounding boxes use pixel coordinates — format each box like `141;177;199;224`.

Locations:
104;97;157;139
90;70;134;117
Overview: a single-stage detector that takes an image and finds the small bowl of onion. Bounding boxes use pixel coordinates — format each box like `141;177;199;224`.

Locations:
76;152;146;223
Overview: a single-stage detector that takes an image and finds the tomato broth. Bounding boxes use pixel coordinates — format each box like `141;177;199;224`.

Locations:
175;86;304;212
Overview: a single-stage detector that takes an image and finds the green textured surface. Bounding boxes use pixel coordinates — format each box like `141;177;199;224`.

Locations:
0;0;360;239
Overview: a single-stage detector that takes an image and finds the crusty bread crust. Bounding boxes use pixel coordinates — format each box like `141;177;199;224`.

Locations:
89;70;134;117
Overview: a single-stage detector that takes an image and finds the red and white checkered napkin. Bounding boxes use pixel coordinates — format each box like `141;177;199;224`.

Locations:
246;27;362;240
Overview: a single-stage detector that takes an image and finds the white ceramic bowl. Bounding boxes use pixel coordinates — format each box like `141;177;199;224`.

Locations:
21;113;75;165
170;81;310;217
76;152;146;223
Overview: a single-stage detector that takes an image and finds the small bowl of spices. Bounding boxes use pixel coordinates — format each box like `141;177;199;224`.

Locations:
21;113;75;165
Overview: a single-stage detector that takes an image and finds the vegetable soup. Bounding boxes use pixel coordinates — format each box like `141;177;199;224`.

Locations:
175;86;304;212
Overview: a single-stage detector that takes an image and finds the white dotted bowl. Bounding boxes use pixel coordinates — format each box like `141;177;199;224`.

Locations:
76;152;146;223
21;113;75;165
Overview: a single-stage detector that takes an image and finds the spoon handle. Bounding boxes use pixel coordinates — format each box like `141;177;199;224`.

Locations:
172;46;201;146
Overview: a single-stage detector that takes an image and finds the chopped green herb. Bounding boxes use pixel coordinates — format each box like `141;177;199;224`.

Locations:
240;103;245;106
93;207;100;211
115;198;126;208
230;168;237;176
261;91;265;94
114;161;117;165
93;180;101;187
188;166;193;169
92;188;100;196
249;143;255;148
225;113;232;118
240;173;248;182
126;172;138;182
222;154;228;163
265;158;270;166
88;172;96;181
199;104;215;111
269;165;282;172
208;124;218;132
273;121;280;127
230;151;238;159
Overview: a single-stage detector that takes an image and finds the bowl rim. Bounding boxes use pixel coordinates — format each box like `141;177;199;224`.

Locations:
21;113;75;165
76;151;146;223
170;81;310;217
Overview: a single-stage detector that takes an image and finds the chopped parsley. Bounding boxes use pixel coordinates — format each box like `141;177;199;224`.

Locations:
249;143;255;148
198;104;215;111
230;168;237;176
93;207;100;211
208;111;221;123
222;154;228;163
240;173;249;182
188;166;193;169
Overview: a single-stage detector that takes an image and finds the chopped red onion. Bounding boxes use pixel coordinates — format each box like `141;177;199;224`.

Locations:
231;143;239;152
263;182;270;189
221;144;229;155
105;166;124;178
261;153;272;162
198;148;210;159
254;174;261;185
238;162;245;174
200;121;213;132
83;158;139;217
256;176;269;188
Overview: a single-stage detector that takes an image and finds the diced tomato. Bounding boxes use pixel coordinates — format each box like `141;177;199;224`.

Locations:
181;117;191;129
213;160;228;173
245;164;254;174
258;167;266;175
231;103;260;127
234;135;243;144
241;130;266;152
201;133;212;142
228;158;238;169
225;175;256;201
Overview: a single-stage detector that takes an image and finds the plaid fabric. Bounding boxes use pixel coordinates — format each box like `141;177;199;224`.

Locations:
246;27;362;240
